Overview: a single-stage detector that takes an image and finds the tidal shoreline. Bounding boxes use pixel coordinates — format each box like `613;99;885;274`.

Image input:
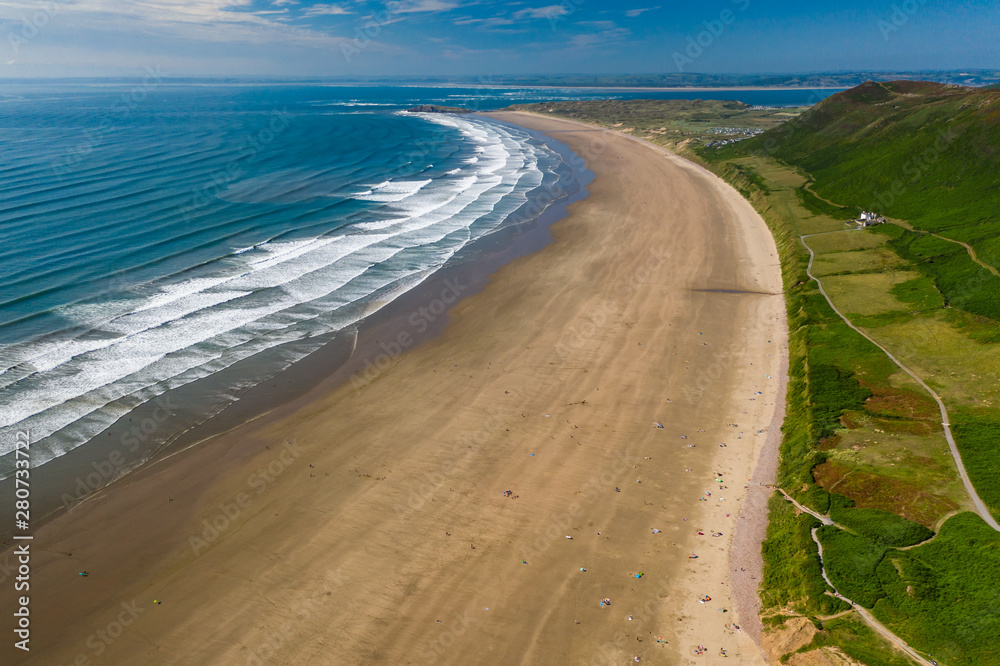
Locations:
0;118;590;538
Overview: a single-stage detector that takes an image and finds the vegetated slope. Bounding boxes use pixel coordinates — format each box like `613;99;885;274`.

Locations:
716;82;1000;509
818;512;1000;665
728;81;1000;236
718;81;1000;321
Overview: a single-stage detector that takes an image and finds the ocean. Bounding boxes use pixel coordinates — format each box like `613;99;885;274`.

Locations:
0;83;839;522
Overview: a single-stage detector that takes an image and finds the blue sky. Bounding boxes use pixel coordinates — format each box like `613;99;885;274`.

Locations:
1;0;997;77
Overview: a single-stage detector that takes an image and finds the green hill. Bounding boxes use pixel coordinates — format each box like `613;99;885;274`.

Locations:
726;81;1000;237
715;81;1000;321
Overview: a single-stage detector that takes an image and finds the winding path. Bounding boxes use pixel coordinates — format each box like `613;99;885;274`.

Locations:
800;231;1000;532
929;232;1000;278
802;180;846;210
809;526;934;666
777;490;935;666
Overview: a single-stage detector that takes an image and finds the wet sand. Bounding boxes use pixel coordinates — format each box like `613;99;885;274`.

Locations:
4;113;786;665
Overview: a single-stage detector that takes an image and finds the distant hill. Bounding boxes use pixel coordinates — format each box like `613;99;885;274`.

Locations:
445;70;1000;89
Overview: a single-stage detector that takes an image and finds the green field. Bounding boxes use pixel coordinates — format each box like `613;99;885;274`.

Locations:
811;247;909;278
829;494;934;547
807;230;890;254
822;272;941;316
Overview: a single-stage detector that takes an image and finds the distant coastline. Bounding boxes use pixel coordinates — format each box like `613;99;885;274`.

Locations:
404;83;849;92
4;68;996;89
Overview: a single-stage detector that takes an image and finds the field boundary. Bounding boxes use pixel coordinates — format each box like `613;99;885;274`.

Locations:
800;232;1000;531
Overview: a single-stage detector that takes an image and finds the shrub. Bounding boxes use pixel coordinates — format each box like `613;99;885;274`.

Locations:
829;495;934;547
817;527;888;608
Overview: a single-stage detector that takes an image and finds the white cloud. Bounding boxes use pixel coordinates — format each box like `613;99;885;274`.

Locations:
454;15;516;27
0;0;360;49
569;26;629;47
0;0;273;30
387;0;460;13
625;6;659;18
513;5;568;20
302;3;353;16
359;13;408;26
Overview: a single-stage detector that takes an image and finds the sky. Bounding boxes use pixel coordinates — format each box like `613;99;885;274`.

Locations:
0;0;997;78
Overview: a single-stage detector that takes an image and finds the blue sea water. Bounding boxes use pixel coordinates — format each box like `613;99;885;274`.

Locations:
0;83;840;481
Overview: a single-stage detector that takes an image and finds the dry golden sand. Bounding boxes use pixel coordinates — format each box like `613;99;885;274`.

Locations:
7;113;787;665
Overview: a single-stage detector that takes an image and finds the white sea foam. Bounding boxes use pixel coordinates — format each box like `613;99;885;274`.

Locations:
354;179;433;203
0;115;566;466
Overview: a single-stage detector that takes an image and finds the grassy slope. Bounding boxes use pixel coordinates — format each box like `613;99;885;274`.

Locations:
736;81;1000;236
724;81;1000;323
714;83;1000;526
795;614;922;666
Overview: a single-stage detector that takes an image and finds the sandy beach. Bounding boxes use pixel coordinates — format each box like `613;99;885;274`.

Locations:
4;113;787;665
